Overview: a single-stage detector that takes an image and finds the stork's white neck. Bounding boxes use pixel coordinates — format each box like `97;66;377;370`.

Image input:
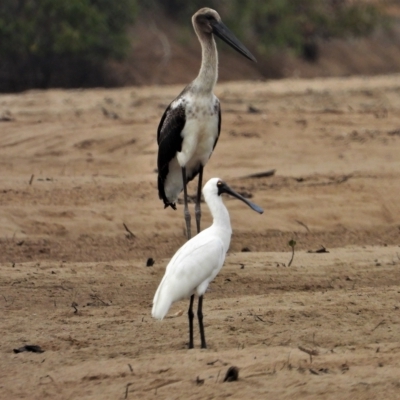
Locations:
193;32;218;94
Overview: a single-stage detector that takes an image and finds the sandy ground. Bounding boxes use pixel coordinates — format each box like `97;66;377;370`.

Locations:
1;74;400;399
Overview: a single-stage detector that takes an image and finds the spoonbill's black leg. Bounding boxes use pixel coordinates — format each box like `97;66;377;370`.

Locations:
188;294;195;349
198;295;207;349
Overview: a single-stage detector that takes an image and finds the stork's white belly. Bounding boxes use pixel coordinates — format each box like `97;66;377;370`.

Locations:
178;115;219;167
164;95;219;203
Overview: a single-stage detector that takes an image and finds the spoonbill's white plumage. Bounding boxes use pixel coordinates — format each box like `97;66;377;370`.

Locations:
152;178;263;349
157;8;256;239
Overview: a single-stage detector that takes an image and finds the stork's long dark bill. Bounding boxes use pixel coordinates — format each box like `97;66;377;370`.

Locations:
211;21;257;62
219;183;263;214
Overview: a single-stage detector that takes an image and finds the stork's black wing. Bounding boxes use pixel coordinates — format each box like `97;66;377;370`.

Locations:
213;101;221;151
157;103;186;208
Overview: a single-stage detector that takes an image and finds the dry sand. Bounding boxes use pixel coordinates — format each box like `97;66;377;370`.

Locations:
1;74;400;399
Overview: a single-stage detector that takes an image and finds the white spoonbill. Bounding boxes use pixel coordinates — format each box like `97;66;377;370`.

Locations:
152;178;263;349
157;8;256;240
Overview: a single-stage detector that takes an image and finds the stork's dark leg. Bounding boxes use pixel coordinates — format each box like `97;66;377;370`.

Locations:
188;294;195;349
197;295;207;349
195;166;203;234
181;167;191;240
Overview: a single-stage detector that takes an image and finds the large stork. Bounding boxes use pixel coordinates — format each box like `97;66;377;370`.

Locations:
157;8;256;240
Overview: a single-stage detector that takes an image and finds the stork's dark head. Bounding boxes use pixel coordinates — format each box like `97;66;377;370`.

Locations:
193;8;221;35
192;8;257;62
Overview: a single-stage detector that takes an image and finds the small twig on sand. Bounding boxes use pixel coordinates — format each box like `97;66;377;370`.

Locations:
39;374;54;383
337;174;352;184
123;223;136;239
29;174;34;185
196;376;205;385
288;240;296;267
71;302;78;314
241;169;276;179
308;246;329;253
371;319;385;332
90;293;109;306
280;351;292;371
124;382;133;399
298;346;319;363
295;219;310;232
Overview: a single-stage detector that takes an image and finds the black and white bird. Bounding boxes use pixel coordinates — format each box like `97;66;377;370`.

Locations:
157;8;256;240
152;177;263;349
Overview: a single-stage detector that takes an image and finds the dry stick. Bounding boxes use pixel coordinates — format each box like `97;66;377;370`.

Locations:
280;351;292;371
123;223;136;239
288;240;296;267
371;319;385;332
287;351;292;369
125;383;133;399
29;174;34;185
90;293;109;306
39;374;54;383
241;169;276;179
298;346;319;364
196;376;205;385
288;248;295;267
295;219;310;232
338;174;352;184
2;294;14;308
